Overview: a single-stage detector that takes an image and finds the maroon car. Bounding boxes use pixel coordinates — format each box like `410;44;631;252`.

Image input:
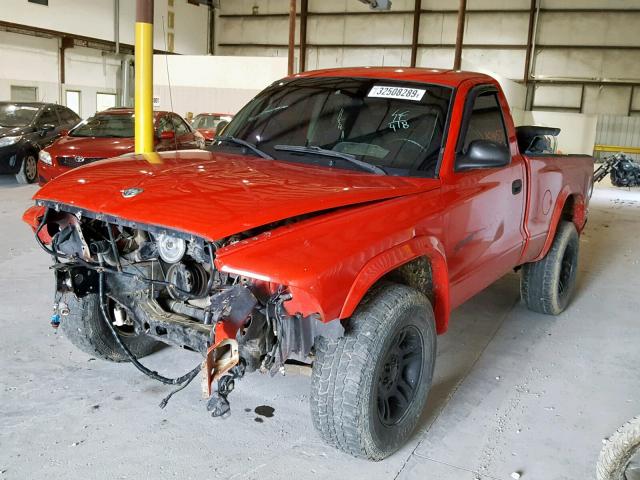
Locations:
191;112;233;144
38;108;205;184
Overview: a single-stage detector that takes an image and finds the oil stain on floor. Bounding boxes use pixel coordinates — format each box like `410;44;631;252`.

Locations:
253;405;275;423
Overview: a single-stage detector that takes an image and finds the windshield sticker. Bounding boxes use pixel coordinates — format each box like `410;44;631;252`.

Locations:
388;110;410;131
368;86;426;101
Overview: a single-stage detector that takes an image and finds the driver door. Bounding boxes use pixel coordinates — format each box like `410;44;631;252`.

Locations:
444;86;526;307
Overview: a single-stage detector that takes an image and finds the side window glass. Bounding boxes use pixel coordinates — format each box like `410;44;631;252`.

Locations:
156;115;174;134
172;115;190;135
461;91;507;153
37;107;58;127
60;108;80;126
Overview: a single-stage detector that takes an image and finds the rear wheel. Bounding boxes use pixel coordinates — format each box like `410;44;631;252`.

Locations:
59;293;160;362
15;152;38;184
310;283;436;460
521;221;579;315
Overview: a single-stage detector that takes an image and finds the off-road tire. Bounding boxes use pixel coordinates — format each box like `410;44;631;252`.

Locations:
59;293;160;362
310;283;436;460
521;221;579;315
15;152;38;184
597;416;640;480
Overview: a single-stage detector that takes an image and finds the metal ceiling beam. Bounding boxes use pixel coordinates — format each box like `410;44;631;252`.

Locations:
287;0;296;75
453;0;466;70
300;0;308;72
410;0;421;67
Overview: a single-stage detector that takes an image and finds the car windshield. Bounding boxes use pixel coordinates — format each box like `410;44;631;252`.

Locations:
70;114;134;138
193;115;232;129
0;104;39;127
215;77;453;176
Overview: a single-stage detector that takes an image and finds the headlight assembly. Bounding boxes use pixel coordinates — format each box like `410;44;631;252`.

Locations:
0;136;21;148
39;150;52;165
156;233;186;263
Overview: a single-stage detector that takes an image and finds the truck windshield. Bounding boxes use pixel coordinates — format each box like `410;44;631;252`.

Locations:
70;114;134;138
215;77;453;177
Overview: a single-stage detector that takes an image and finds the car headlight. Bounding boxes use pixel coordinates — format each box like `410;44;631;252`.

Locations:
0;136;21;148
156;233;186;263
39;150;52;165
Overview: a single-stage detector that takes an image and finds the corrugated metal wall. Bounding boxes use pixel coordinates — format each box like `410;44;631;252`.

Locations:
595;115;640;161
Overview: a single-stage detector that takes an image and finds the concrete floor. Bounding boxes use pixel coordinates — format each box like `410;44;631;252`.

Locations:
1;176;639;480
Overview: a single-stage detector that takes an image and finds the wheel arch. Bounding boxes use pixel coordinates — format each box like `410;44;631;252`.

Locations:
533;189;586;262
339;235;451;334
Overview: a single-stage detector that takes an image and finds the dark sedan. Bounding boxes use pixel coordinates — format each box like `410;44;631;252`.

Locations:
0;102;80;184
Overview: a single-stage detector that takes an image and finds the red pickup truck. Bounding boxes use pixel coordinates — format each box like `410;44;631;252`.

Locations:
23;68;593;461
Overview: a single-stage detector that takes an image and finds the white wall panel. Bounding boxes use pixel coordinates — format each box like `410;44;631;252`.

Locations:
342;14;413;45
0;31;59;103
416;48;455;69
152;55;288;115
522;110;597;154
465;12;528;45
0;0;208;54
582;85;632;115
215;0;640;116
419;13;457;45
537;12;640;47
307;16;347;44
218;17;298;45
534;49;640;81
423;0;530;9
533;84;583;108
541;0;640;8
462;48;526;79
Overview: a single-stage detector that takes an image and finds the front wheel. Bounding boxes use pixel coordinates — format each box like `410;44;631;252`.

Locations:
59;293;160;362
597;416;640;480
15;152;38;184
310;283;436;460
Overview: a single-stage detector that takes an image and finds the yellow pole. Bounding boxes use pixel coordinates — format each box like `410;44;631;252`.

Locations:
135;0;154;153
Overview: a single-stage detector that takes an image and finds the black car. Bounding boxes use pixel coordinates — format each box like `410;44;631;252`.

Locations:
0;102;81;184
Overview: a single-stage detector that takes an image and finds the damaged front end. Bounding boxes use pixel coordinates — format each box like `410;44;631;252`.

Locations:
28;202;338;416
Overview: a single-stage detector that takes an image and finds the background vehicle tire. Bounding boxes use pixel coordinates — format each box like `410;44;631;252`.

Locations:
59;293;160;362
15;152;38;184
310;283;436;460
521;221;579;315
597;416;640;480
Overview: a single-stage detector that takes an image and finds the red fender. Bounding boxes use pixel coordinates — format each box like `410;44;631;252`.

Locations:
532;189;586;262
339;236;451;334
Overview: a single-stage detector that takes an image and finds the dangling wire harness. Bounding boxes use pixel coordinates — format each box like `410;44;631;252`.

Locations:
36;208;210;408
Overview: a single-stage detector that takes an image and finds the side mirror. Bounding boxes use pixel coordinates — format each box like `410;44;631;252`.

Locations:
456;139;511;171
159;130;175;140
39;123;56;136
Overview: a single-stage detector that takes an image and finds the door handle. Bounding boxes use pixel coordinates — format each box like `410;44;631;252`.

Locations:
512;179;523;195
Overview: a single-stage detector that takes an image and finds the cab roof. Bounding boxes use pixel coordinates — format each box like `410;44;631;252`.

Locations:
291;67;494;87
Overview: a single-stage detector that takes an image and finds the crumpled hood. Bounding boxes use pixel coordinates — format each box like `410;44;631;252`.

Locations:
34;150;439;240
